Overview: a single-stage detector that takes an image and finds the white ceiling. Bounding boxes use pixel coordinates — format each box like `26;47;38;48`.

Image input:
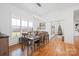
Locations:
11;3;79;15
11;3;79;22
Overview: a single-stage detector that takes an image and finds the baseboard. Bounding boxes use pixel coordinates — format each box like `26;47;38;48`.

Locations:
9;43;19;47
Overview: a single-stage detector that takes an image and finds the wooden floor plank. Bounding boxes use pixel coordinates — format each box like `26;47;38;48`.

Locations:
9;36;79;56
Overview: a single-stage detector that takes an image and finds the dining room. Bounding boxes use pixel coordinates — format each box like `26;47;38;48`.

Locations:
0;3;79;56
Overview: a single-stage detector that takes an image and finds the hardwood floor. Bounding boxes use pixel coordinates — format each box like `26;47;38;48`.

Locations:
9;44;24;56
9;36;79;56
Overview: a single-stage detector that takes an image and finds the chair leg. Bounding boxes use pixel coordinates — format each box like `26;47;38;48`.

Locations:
34;44;37;51
21;44;24;50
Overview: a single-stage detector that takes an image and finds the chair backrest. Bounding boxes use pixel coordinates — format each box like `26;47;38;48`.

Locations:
20;36;28;45
39;33;45;42
45;33;49;40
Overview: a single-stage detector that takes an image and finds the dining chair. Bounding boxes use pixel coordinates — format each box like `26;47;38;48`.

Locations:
20;36;27;50
34;37;40;51
45;34;49;44
39;33;45;47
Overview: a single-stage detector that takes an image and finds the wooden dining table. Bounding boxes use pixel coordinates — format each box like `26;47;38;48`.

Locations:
27;36;40;55
20;35;40;56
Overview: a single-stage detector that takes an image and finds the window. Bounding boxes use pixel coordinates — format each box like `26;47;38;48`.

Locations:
12;18;33;34
16;19;20;26
22;20;27;27
12;17;34;41
12;18;20;26
21;20;27;32
12;18;16;26
12;18;20;32
29;22;33;28
12;18;21;37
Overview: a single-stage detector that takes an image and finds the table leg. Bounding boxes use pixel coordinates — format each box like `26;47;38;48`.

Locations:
27;40;34;56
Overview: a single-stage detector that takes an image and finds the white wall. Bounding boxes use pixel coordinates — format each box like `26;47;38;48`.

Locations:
0;4;42;46
51;10;74;44
63;10;74;44
44;5;79;44
59;6;79;44
0;4;11;35
1;4;79;45
10;4;79;44
0;4;31;45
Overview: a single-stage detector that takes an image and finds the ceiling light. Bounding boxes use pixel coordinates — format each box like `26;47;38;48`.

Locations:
36;3;42;7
